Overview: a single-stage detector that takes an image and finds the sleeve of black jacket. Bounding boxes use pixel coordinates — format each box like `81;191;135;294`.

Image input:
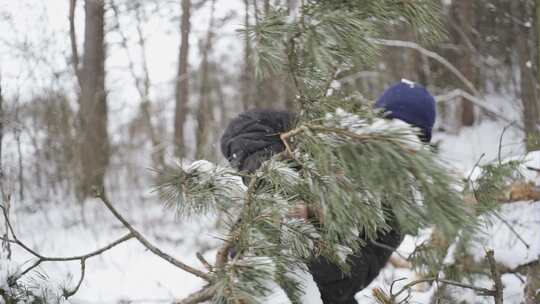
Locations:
221;110;403;304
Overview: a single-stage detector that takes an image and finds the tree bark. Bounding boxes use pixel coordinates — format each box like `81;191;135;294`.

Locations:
241;0;254;111
519;0;540;151
77;0;110;198
283;0;298;112
452;0;477;127
0;74;3;188
195;0;216;159
264;0;270;14
174;0;192;158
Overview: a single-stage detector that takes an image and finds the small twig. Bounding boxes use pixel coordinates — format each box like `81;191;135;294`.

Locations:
62;258;86;299
15;259;43;283
196;252;212;271
389;277;407;296
371;240;409;260
526;166;540;172
1;195;12;259
437;278;494;296
486;250;504;304
174;286;217;304
467;153;485;188
280;133;294;157
500;259;540;275
392;250;506;303
498;123;514;165
493;212;530;249
391;277;495;300
280;125;308;141
95;191;211;281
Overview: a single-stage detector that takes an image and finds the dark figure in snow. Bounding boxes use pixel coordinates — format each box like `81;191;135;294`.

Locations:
220;80;436;304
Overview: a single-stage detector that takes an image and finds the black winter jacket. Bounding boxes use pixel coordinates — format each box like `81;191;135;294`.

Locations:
220;109;403;304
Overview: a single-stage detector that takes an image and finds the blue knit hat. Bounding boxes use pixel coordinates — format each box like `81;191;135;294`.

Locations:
374;79;436;142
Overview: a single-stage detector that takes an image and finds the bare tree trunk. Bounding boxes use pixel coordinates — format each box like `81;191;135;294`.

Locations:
15;130;23;201
0;74;3;191
195;0;216;159
13;106;24;201
241;0;254;110
283;0;298;112
451;1;477;127
134;3;164;168
110;1;164;169
174;0;192;158
77;0;110;197
518;0;540;151
69;0;82;89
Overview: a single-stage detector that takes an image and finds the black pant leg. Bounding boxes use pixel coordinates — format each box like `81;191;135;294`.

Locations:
308;228;403;304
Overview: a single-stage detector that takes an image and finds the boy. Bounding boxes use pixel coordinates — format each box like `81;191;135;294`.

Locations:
220;80;436;303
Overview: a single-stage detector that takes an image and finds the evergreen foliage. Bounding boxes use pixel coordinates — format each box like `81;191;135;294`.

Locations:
152;1;489;302
159;115;478;302
245;0;443;113
470;160;523;214
0;262;62;304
